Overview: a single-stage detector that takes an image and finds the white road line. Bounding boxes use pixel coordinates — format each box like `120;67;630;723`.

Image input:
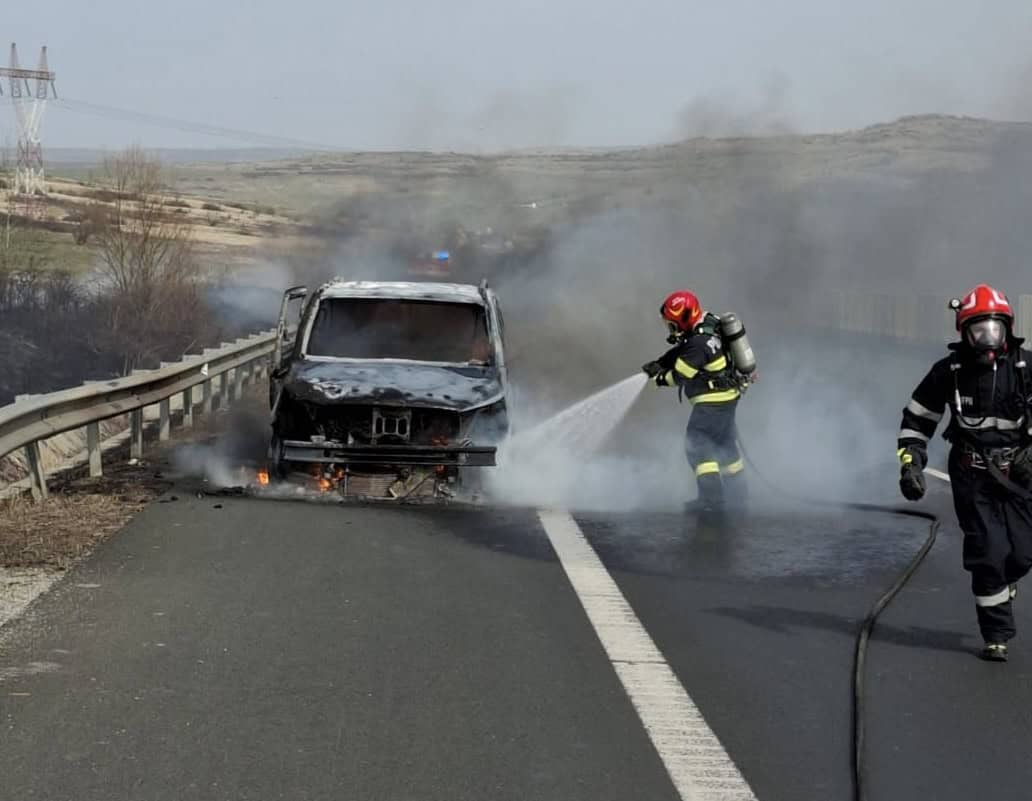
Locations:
926;467;950;483
537;509;758;801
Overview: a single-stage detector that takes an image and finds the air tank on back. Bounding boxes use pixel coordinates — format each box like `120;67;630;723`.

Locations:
719;313;757;375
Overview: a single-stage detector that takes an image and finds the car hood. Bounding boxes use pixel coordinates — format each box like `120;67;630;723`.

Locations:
283;360;504;412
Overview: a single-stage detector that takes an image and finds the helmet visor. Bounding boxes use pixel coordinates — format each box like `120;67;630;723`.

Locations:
967;318;1006;349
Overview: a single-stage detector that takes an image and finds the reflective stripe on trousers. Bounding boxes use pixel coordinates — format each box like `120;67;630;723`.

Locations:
975;586;1012;607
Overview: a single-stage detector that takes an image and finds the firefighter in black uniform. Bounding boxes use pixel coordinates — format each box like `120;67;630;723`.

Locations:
898;283;1032;662
643;290;751;509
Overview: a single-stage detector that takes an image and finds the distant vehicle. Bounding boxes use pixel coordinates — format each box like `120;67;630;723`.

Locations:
268;279;511;500
408;249;452;279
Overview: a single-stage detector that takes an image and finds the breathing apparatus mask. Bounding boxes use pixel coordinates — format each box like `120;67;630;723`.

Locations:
665;320;684;345
963;316;1009;365
967;318;1006;350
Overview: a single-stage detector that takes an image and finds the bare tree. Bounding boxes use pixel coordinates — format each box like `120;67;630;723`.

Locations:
89;147;212;374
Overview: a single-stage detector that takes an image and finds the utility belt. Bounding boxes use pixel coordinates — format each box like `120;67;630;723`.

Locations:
678;371;742;404
705;372;740;392
958;443;1020;472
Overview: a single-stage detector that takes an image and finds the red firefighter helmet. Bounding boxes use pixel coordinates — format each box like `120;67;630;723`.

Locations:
952;284;1014;331
660;290;703;334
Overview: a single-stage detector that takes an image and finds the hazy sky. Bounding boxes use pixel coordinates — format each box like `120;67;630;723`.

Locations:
4;1;1032;151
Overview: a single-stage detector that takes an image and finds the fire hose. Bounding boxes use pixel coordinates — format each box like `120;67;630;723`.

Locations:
734;429;940;801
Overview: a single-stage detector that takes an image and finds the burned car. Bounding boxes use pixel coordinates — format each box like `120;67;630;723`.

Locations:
267;279;511;499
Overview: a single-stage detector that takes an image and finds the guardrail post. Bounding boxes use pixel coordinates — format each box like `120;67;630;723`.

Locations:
130;409;144;460
182;386;194;429
159;398;171;441
25;441;48;501
87;422;102;477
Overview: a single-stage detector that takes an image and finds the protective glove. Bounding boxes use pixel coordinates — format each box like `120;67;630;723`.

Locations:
642;360;672;386
899;463;926;502
732;370;755;393
642;360;663;378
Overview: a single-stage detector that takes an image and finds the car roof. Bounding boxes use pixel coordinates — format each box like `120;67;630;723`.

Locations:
316;280;486;304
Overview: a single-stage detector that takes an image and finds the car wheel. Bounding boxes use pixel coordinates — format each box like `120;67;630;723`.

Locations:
268;435;289;480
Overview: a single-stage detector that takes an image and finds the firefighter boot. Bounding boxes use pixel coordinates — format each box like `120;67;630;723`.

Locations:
979;585;1019;662
981;642;1009;662
686;471;724;513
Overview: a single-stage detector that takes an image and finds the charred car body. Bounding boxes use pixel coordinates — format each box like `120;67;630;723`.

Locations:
268;280;510;499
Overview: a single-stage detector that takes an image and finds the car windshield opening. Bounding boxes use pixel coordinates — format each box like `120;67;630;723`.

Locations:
306;298;492;363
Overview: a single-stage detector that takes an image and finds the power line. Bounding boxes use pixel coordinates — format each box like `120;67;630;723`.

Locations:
1;43;56;220
51;97;344;151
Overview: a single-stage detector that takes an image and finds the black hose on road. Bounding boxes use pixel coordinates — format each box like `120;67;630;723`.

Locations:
735;432;941;801
840;503;939;801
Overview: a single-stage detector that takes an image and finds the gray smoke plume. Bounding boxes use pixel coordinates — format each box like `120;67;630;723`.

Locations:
672;73;796;140
486;114;1032;509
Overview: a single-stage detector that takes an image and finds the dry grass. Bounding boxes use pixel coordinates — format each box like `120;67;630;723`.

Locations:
0;174;302;273
0;484;161;569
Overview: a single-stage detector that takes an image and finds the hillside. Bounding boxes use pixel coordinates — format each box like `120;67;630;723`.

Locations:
163;113;1032;213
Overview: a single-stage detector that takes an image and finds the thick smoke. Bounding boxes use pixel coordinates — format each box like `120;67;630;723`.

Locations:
206;259;297;333
671;73;796;140
994;61;1032;123
169;403;272;487
485;115;1032;510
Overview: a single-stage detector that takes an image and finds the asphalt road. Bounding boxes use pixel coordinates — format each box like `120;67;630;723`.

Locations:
3;475;1032;801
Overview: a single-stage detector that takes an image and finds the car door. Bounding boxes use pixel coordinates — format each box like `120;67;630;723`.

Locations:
270;285;307;407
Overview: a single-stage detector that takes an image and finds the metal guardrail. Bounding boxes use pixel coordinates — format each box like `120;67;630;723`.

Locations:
0;328;280;501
